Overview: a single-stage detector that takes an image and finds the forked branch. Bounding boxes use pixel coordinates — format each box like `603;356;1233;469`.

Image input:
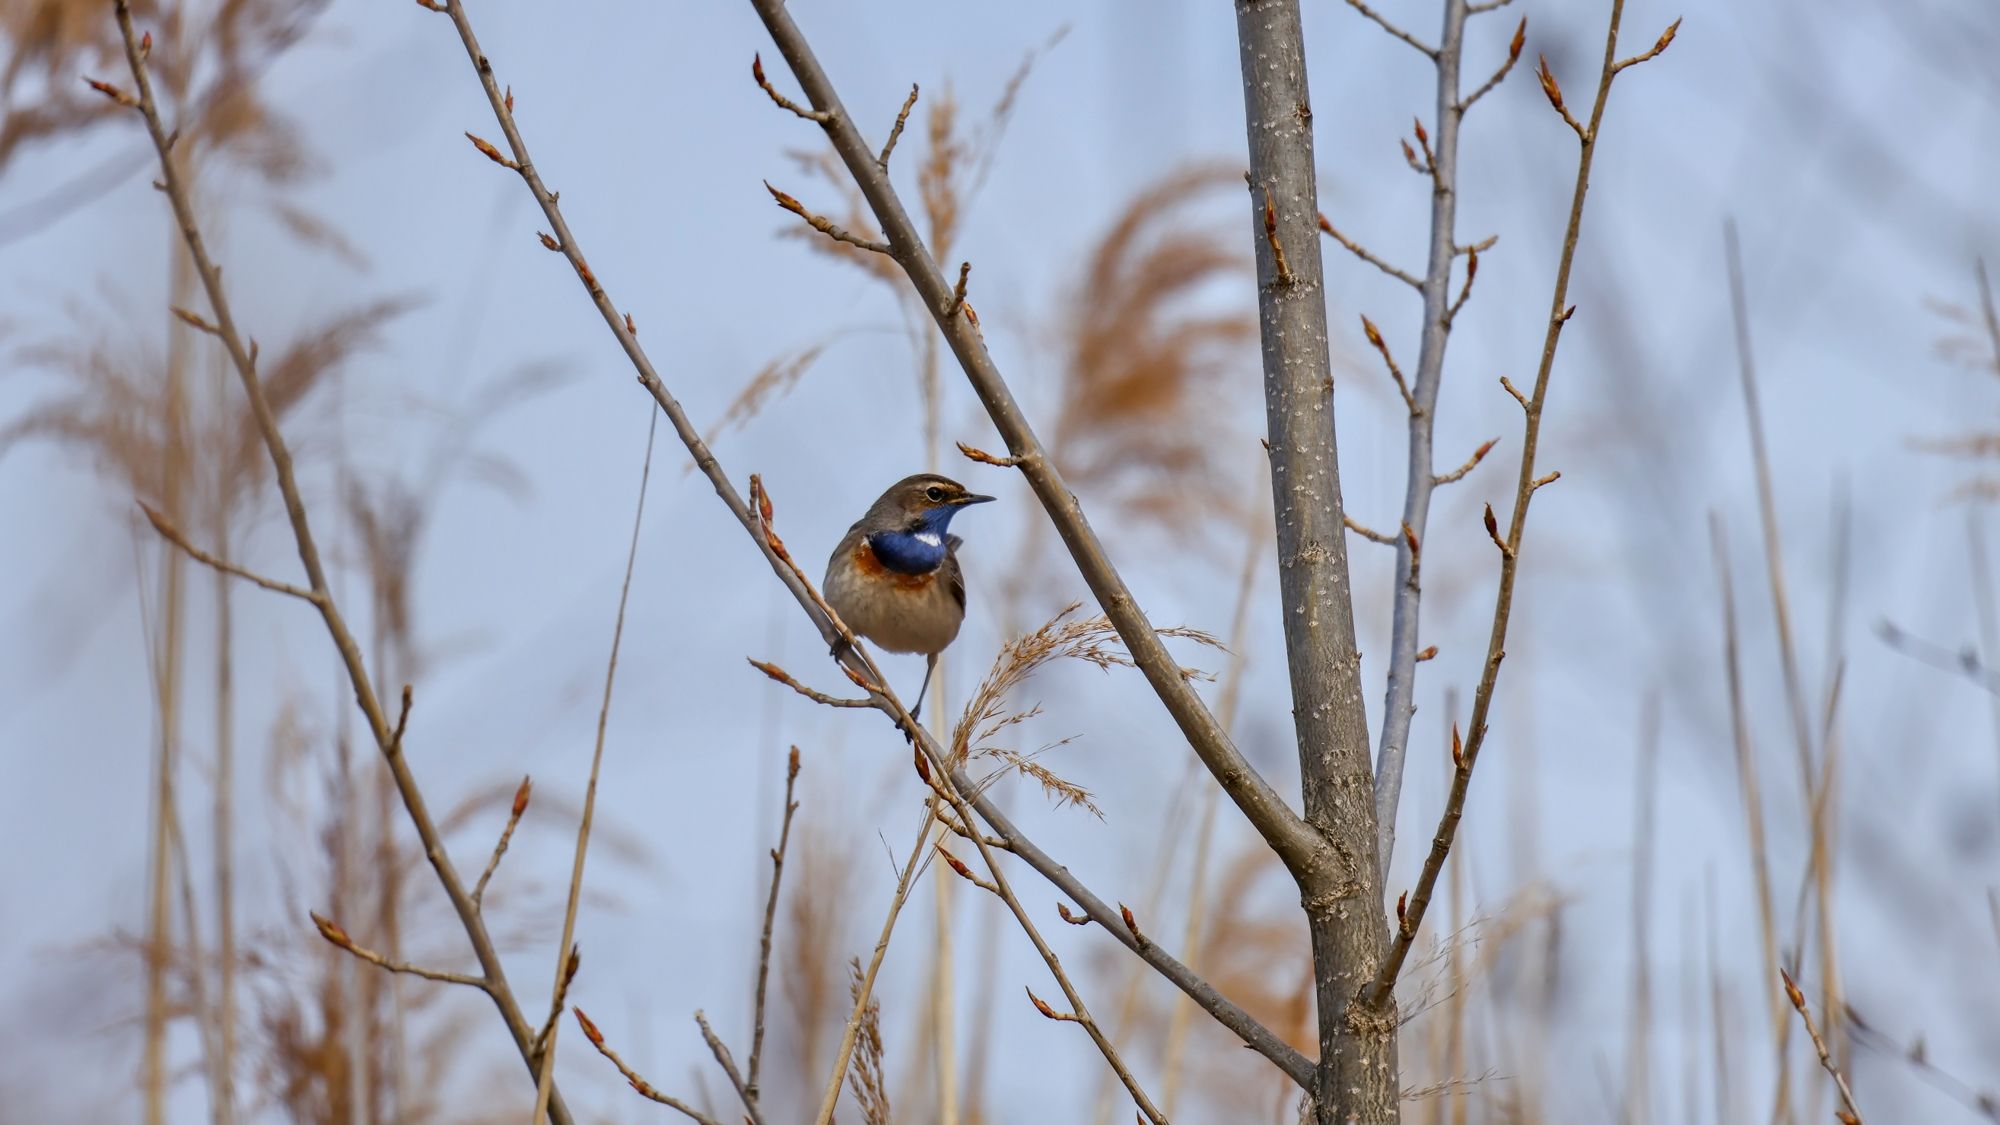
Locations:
1371;0;1678;1004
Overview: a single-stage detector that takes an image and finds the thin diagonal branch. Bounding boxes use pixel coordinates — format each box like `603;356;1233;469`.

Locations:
116;5;573;1118
1371;0;1677;1004
745;747;799;1103
310;913;488;990
1318;213;1423;289
532;409;658;1121
1344;0;1438;57
472;776;531;909
573;1009;724;1125
138;502;320;604
746;658;874;707
1783;969;1865;1123
696;1011;764;1125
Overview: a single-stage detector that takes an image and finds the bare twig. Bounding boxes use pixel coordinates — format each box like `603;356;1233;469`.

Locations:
1360;314;1418;413
1782;970;1865;1123
1261;183;1294;285
472;776;532;909
1434;438;1499;486
751;53;829;122
1344;0;1438;57
935;844;1001;894
1535;55;1587;140
310;912;487;990
1318;212;1422;288
744;747;801;1102
1345;514;1401;545
115;4;572;1116
956;441;1020;468
1371;0;1676;1002
1461;17;1526;111
696;1011;765;1125
138;502;320;604
765;181;891;254
533;409;658;1122
878;83;919;167
747;658;875;707
573;1008;724;1125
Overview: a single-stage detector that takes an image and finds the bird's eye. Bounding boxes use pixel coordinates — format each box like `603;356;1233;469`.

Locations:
925;486;946;503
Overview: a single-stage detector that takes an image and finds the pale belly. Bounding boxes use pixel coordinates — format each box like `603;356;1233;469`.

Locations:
824;561;963;655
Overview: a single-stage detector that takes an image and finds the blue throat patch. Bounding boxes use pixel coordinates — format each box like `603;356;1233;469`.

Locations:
869;506;958;574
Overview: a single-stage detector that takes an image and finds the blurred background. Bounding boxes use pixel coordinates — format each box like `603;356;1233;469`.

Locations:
4;0;1999;1121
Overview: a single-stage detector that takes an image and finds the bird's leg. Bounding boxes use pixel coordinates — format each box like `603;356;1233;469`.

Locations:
908;652;938;729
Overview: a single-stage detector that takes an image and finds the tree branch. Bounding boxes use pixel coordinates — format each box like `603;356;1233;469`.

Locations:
137;502;321;605
745;746;800;1102
534;409;658;1122
573;1008;724;1125
310;912;489;990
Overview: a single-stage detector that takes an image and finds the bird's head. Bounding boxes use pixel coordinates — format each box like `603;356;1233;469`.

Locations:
865;473;995;536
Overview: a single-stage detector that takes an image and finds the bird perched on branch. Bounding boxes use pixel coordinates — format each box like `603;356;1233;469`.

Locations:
824;473;995;720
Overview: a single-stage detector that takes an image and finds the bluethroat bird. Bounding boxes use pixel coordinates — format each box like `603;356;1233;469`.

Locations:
824;473;995;721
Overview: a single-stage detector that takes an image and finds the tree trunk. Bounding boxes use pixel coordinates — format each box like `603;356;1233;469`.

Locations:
1232;1;1400;1119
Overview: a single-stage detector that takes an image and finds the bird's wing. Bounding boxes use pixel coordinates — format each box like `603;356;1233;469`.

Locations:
826;520;868;582
944;545;966;611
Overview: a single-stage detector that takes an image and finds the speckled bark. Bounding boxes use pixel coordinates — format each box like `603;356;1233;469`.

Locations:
1234;1;1400;1120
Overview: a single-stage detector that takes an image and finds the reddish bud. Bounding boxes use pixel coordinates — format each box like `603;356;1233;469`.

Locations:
1508;18;1525;62
624;311;637;336
1360;315;1384;349
1057;903;1090;925
787;745;801;779
504;85;514;114
311;912;350;947
573;1006;604;1046
1780;967;1805;1010
1416;645;1439;662
1537;56;1564;111
1412;116;1428;145
1653;18;1681;57
511;776;532;818
1451;723;1464;768
1120;903;1140;937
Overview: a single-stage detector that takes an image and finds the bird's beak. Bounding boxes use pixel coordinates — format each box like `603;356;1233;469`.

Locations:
958;493;996;505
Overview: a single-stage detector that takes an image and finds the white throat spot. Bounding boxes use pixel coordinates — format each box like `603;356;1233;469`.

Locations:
912;530;943;548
